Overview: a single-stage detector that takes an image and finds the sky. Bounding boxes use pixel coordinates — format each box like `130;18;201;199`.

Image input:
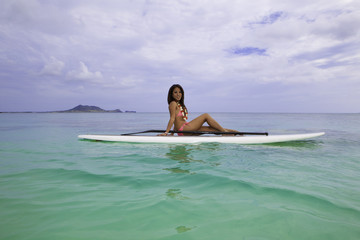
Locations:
0;0;359;113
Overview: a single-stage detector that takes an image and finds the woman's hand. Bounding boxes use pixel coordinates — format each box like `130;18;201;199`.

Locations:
157;132;168;136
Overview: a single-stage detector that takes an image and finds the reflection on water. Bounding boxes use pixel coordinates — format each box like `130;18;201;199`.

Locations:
162;143;225;235
165;145;196;163
176;225;196;233
165;144;222;164
163;167;195;175
166;189;190;200
263;140;324;149
163;144;223;175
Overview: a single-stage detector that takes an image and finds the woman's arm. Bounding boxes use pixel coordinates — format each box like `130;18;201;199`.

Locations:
159;101;177;136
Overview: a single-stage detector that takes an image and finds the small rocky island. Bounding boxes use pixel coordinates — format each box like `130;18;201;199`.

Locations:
60;105;136;113
0;105;136;113
62;105;123;113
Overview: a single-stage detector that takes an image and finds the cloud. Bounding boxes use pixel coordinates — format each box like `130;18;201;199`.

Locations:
40;56;64;75
310;9;360;40
0;0;359;112
292;42;358;67
67;61;103;82
0;0;82;35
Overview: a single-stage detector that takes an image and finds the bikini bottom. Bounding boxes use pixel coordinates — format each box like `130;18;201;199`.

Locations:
177;122;189;136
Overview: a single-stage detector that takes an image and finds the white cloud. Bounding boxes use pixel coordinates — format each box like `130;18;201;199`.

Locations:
40;56;64;75
67;61;103;82
0;0;82;35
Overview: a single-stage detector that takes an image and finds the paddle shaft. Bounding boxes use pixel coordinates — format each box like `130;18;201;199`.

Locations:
122;130;268;136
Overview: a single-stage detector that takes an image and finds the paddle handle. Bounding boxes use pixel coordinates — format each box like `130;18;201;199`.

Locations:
122;130;268;136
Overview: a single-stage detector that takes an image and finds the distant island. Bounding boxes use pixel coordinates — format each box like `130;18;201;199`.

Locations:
0;105;136;113
57;105;136;113
62;105;123;113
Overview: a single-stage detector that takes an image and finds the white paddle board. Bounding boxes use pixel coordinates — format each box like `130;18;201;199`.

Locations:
78;132;325;144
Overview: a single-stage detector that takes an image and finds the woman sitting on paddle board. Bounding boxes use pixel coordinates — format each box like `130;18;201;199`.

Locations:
159;84;238;136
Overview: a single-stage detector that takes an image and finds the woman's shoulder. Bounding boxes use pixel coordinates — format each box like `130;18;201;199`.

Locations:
168;101;178;111
169;101;178;107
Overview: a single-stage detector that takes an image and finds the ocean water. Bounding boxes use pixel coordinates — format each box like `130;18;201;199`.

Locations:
0;112;359;240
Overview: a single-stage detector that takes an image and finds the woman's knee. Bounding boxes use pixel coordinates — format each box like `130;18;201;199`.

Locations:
201;113;211;119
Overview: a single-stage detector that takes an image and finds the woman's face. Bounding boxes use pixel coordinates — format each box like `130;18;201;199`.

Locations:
172;87;182;102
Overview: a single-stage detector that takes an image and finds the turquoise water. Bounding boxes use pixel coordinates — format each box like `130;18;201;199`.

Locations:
0;113;359;240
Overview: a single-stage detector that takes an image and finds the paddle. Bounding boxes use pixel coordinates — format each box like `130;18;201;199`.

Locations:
122;130;268;136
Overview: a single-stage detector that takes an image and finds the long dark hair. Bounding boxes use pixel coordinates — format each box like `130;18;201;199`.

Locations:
167;84;187;110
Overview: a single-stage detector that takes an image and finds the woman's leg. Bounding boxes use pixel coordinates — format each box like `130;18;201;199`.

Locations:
197;126;239;133
183;113;228;132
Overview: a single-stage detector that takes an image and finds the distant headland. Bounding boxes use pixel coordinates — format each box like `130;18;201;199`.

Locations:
0;105;136;113
61;105;125;113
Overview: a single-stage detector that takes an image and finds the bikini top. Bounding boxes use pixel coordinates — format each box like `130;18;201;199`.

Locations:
177;102;188;121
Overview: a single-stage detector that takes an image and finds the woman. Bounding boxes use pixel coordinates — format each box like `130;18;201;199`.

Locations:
159;84;238;136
